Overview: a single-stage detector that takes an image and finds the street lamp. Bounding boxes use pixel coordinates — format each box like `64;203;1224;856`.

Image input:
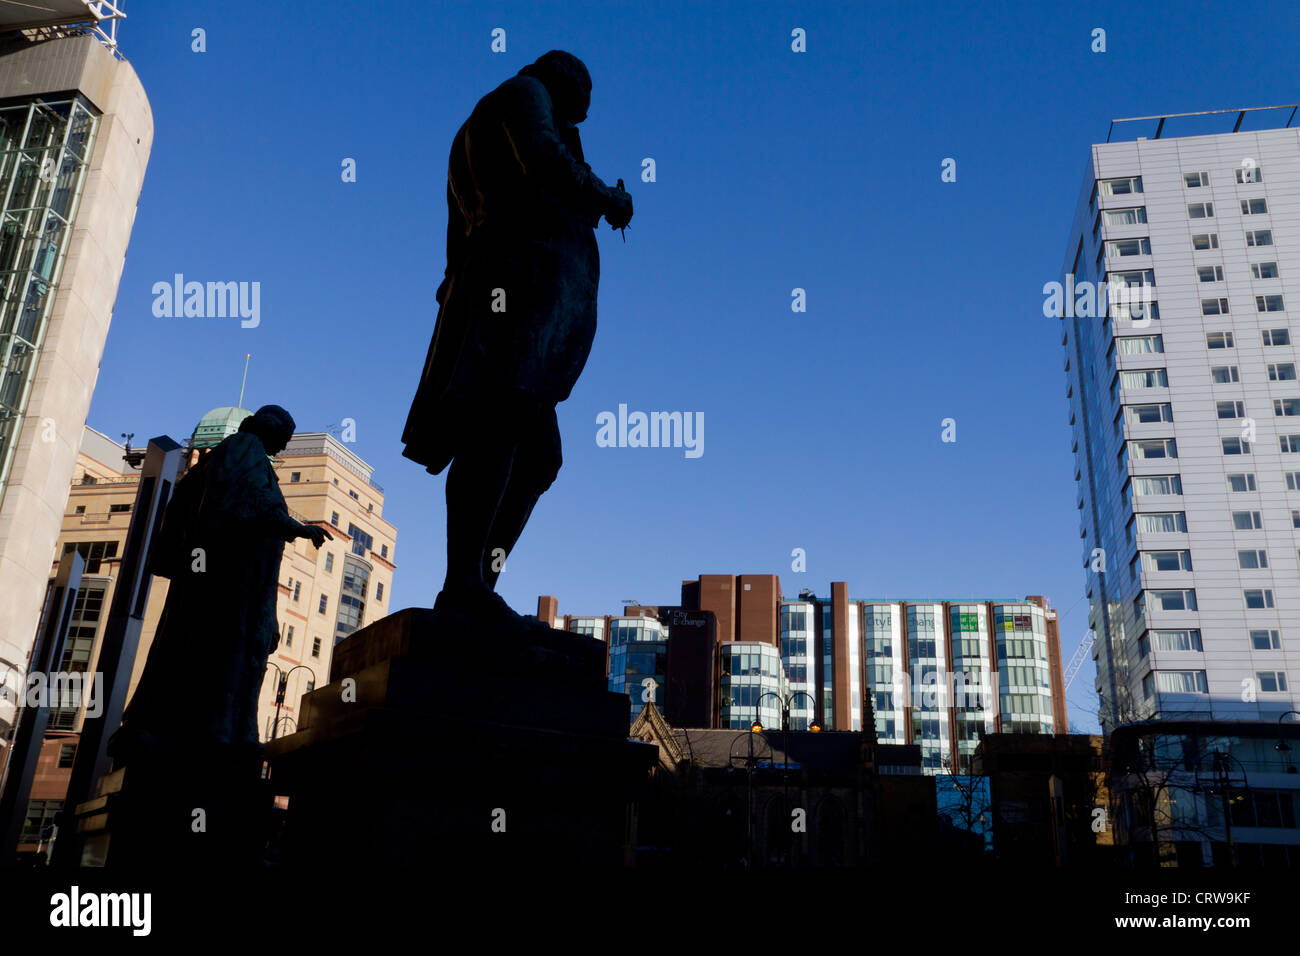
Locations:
1274;711;1299;773
1195;749;1250;869
265;663;316;741
752;691;820;866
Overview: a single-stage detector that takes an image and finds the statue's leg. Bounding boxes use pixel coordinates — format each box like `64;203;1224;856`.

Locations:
442;433;516;598
482;405;562;591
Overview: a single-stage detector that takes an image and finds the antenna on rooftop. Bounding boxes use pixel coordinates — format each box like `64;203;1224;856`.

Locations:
237;353;250;408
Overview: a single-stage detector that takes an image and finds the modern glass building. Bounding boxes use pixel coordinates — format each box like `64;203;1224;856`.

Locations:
0;24;153;742
718;641;786;731
1061;106;1300;731
548;577;1067;769
607;616;668;722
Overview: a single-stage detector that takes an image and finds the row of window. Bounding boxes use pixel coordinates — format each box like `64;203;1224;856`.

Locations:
1137;627;1284;654
1136;586;1282;614
1121;360;1296;390
1141;669;1288;697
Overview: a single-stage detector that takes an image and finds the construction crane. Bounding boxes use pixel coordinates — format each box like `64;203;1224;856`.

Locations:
1064;632;1095;690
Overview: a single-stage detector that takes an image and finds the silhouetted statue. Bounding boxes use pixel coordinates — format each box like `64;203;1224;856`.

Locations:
401;50;633;627
111;405;331;761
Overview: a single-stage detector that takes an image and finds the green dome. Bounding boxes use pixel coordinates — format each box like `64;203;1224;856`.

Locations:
191;405;252;449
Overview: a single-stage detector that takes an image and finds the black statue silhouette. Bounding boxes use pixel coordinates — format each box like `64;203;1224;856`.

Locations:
112;404;331;760
401;50;632;628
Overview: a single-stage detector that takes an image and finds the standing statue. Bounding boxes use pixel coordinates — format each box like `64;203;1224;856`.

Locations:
111;405;332;758
401;50;633;627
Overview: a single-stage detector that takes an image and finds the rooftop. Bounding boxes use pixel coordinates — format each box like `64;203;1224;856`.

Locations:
1105;104;1298;144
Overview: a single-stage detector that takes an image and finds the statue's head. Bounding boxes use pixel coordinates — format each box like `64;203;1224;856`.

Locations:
239;404;296;455
518;50;591;125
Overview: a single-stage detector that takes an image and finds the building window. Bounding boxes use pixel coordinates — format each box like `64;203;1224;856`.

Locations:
290;472;301;482
1257;671;1288;693
1155;670;1208;694
1287;473;1300;491
1148;629;1203;651
1244;589;1275;609
1128;403;1173;424
293;582;300;602
1250;629;1281;650
1134;475;1182;496
346;523;374;558
333;556;371;641
1263;328;1289;346
381;544;389;560
1201;297;1230;315
286;625;294;647
1217;400;1246;419
1253;262;1280;280
376;582;384;600
1256;294;1285;312
1149;589;1197;611
318;595;328;614
330;512;339;526
1142;673;1153;698
1122;368;1168;389
60;541;119;574
1206;331;1234;349
1198;265;1225;283
311;637;321;658
1281;435;1300;453
1222;437;1251;455
1183;171;1210;188
1187;202;1214;219
57;744;76;768
1232;510;1263;530
1118;334;1163;354
1192;233;1219;250
1227;473;1256;492
1236;166;1264;184
324;552;334;573
1246;229;1273;247
1132;439;1177;460
1100;176;1143;196
1270;363;1297;382
1239;549;1269;569
1241;197;1268;215
333;478;339;486
73;505;85;515
1104;206;1147;226
349;490;359;500
108;503;130;514
1211;366;1240;384
1107;237;1151;258
1142;550;1193;572
1275;399;1300;417
1137;512;1187;532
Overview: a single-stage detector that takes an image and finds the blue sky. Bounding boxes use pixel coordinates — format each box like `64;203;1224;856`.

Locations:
87;0;1300;731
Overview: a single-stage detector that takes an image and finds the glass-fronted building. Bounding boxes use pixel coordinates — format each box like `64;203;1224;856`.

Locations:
719;641;786;731
607;616;668;722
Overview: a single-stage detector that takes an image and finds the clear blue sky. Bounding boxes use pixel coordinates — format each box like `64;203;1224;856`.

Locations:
87;0;1300;732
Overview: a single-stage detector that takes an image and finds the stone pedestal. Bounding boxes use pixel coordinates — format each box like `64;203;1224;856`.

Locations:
264;608;656;867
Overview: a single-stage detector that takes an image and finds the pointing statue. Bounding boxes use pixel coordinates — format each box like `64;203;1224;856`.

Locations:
113;404;331;758
401;50;633;628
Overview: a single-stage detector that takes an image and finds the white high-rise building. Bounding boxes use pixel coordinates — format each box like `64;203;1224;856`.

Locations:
1062;106;1300;732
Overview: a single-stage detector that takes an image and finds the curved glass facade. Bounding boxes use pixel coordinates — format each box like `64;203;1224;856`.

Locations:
0;95;98;501
719;642;785;731
608;616;667;722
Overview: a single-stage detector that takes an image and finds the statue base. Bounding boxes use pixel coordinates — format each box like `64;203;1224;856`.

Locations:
264;607;656;867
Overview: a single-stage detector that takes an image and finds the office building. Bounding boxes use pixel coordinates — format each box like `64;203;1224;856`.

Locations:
1063;106;1300;731
541;574;1068;772
0;11;152;728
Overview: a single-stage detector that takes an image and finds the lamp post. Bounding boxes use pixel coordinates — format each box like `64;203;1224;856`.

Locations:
265;663;315;741
1274;711;1300;774
1195;749;1249;869
751;690;820;865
